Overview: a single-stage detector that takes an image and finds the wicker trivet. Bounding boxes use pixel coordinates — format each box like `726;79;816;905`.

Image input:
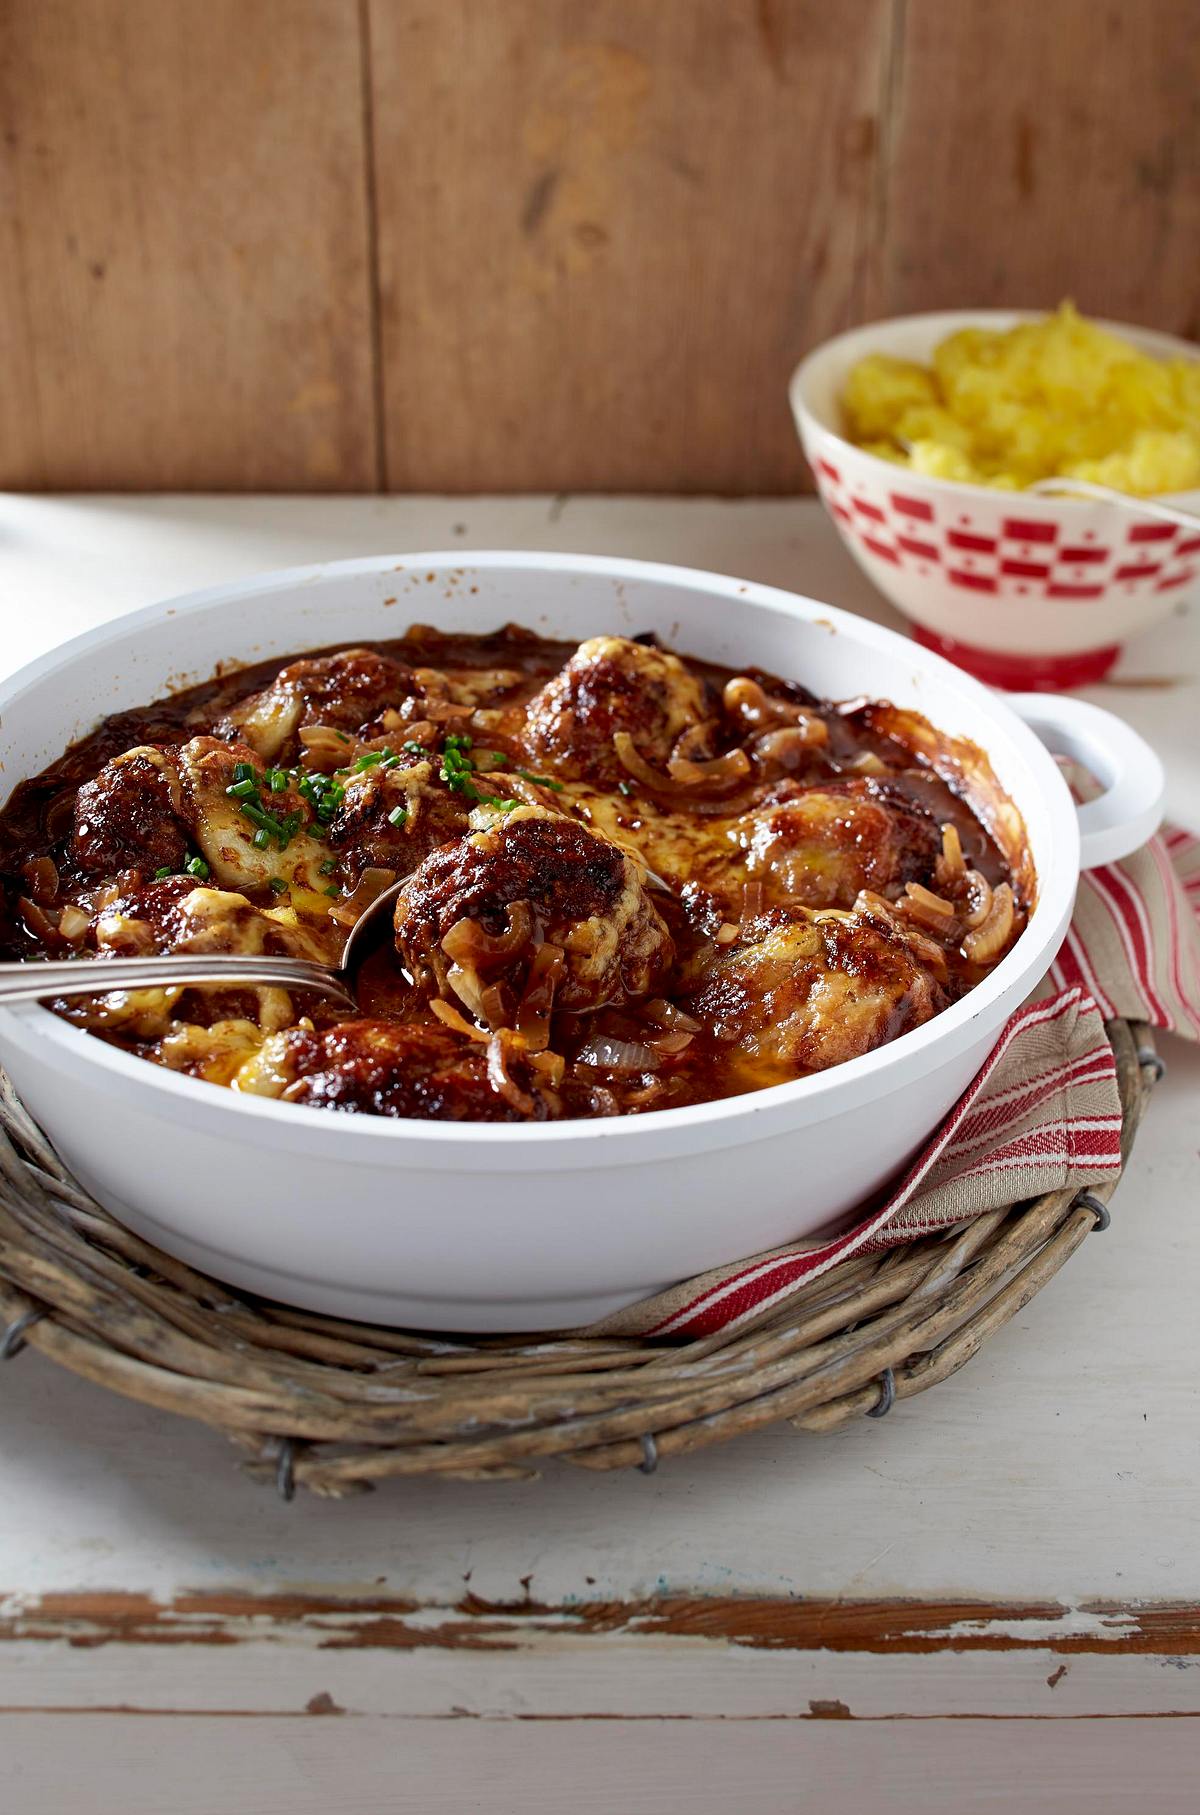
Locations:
0;1018;1160;1498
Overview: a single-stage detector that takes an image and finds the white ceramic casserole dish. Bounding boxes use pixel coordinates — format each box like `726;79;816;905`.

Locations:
0;554;1164;1330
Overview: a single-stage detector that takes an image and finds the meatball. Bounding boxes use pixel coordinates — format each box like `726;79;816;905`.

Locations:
73;747;188;876
74;737;327;896
729;779;942;910
394;804;673;1022
242;1020;538;1121
522;636;709;785
91;876;327;961
218;648;422;761
687;911;944;1080
325;758;470;884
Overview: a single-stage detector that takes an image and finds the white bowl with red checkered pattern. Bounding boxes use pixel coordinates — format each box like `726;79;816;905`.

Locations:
790;311;1200;689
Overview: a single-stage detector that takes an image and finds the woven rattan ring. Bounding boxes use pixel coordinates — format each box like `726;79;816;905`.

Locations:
0;1018;1158;1498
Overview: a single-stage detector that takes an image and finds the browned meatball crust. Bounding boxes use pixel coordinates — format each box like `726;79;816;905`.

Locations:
730;777;943;910
522;636;710;785
325;759;471;884
277;1020;535;1121
218;648;424;761
73;748;188;877
394;805;673;1019
72;736;325;897
688;910;944;1079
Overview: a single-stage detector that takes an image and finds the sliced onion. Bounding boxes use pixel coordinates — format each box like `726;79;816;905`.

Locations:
666;748;752;787
446;961;488;1021
424;699;475;723
961;869;994;931
22;857;59;905
429;998;489;1041
740;879;765;929
855;889;948;974
962;882;1015;965
625;1079;664;1108
672;723;716;761
647;1029;694;1056
899;881;959;935
441;900;533;965
612;732;678;791
516;942;565;1052
754;725;826;771
480;981;517;1031
399;718;436;745
527;1047;566;1089
724;676;828;746
327;866;396;928
935;822;967;891
18;895;59;945
575;1036;659;1072
905;881;955;918
643;998;701;1033
723;676;774;727
57;905;90;945
298;725;354;771
848;750;887;775
487;1031;535;1113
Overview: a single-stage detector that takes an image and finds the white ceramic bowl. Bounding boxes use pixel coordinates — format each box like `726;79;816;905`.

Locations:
0;554;1164;1330
791;311;1200;689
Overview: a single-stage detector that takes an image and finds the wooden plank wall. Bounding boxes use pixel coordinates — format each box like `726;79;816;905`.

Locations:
1;0;1197;495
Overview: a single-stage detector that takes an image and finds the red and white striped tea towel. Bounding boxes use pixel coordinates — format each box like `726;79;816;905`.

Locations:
584;827;1200;1339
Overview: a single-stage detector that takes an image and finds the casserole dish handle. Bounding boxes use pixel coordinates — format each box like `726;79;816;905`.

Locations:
1007;694;1165;869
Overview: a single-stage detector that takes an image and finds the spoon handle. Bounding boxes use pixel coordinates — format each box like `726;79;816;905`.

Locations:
0;954;354;1008
1028;478;1200;532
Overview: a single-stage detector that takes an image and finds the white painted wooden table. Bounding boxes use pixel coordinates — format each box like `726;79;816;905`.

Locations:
1;496;1197;1813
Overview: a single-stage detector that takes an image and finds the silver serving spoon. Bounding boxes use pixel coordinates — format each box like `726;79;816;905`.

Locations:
0;864;675;1009
0;880;410;1011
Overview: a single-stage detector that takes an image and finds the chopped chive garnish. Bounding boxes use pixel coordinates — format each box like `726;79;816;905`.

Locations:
233;761;254;782
402;740;425;754
227;776;257;799
268;770;288;792
515;768;564;790
382;754;401;769
184;855;210;879
617;780;635;798
153;866;173;881
335;731;351;743
319;857;338;876
387;805;407;827
269;877;287;894
354;750;383;771
252;828;270;850
323;883;340;898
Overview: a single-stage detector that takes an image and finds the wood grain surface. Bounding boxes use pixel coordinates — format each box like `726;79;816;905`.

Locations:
0;0;377;490
1;0;1198;492
874;0;1200;331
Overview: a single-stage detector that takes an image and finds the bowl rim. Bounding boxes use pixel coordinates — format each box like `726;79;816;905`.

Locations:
789;307;1200;509
0;550;1079;1151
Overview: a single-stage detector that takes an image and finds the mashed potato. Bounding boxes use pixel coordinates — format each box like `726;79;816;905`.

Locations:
842;303;1200;495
